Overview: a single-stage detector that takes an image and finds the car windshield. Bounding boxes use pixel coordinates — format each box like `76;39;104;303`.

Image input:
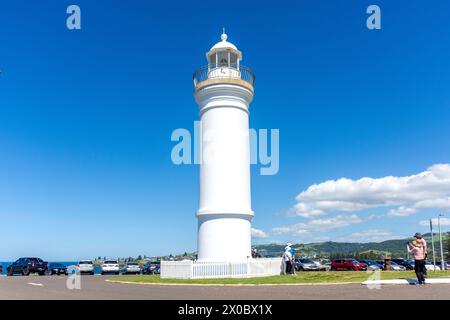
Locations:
79;261;93;264
300;259;314;264
104;261;117;264
127;263;138;266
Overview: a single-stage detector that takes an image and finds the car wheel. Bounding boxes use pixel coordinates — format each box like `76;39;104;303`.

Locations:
90;271;94;275
38;271;46;276
330;267;336;271
115;272;119;275
22;267;30;276
7;268;13;276
348;267;355;271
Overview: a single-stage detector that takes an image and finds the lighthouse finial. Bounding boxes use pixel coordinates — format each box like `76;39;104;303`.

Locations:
221;27;227;41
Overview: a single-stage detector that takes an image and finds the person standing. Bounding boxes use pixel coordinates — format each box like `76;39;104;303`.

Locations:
289;245;296;274
282;244;293;275
407;233;427;285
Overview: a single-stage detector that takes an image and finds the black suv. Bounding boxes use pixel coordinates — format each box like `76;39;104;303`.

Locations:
7;257;48;276
142;261;160;275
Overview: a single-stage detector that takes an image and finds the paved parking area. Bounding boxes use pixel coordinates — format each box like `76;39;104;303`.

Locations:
1;275;450;300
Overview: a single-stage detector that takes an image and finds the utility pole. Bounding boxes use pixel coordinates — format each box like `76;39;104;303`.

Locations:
438;214;445;270
430;219;436;270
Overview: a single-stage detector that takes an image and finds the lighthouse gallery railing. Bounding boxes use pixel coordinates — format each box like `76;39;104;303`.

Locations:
193;64;255;87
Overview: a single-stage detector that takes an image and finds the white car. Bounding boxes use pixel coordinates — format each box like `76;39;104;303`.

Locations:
101;260;120;275
121;262;141;275
425;263;441;271
390;261;406;271
78;260;94;275
295;258;320;271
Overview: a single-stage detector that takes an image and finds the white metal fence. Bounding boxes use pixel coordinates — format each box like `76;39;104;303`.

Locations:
161;258;282;279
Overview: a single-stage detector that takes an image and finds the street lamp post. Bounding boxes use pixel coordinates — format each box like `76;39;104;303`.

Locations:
438;214;445;271
430;219;437;270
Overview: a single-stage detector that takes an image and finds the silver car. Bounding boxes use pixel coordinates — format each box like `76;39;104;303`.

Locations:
121;262;141;275
78;260;94;275
295;258;320;271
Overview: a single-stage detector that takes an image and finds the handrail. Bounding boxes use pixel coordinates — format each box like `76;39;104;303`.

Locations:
193;64;255;87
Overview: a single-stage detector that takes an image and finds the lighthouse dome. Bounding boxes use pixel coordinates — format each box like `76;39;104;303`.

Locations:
210;32;238;51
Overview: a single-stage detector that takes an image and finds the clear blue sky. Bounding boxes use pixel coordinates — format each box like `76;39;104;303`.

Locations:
1;1;450;260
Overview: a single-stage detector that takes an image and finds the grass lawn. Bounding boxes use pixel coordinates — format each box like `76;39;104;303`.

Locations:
111;271;450;285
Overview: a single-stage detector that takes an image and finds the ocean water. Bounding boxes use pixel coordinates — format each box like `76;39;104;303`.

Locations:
1;261;79;275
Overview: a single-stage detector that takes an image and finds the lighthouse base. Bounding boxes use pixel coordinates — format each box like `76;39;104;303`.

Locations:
197;214;252;262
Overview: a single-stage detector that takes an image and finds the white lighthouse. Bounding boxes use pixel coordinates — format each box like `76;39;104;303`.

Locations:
193;32;255;262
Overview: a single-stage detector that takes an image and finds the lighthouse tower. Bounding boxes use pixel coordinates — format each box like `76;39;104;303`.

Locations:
193;32;255;262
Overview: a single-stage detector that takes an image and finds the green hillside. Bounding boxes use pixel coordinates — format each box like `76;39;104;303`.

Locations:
255;232;450;259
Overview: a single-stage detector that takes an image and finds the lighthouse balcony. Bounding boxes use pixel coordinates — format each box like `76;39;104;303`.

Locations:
193;64;255;92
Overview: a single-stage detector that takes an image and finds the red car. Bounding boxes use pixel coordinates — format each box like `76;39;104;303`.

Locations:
330;259;367;271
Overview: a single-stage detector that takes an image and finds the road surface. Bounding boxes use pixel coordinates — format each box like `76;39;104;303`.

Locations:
1;275;450;300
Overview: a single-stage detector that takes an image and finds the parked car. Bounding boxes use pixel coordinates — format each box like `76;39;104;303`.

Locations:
330;259;367;271
376;260;385;269
312;260;330;271
295;258;320;271
48;263;68;275
101;260;120;275
358;260;383;270
78;260;95;275
391;259;414;270
389;261;406;271
405;259;415;267
425;263;441;271
7;257;48;276
401;259;415;270
321;263;332;271
121;262;141;275
436;261;450;270
142;261;160;275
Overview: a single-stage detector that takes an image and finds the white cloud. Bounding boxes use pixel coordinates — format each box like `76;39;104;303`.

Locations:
419;218;450;227
415;198;450;210
292;164;450;218
251;228;268;238
272;214;363;237
335;229;403;243
387;206;418;217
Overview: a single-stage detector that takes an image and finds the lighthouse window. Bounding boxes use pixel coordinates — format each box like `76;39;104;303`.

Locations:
218;51;229;67
230;53;238;67
209;53;217;67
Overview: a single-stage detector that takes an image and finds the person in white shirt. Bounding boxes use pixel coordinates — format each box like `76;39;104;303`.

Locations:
282;243;293;275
